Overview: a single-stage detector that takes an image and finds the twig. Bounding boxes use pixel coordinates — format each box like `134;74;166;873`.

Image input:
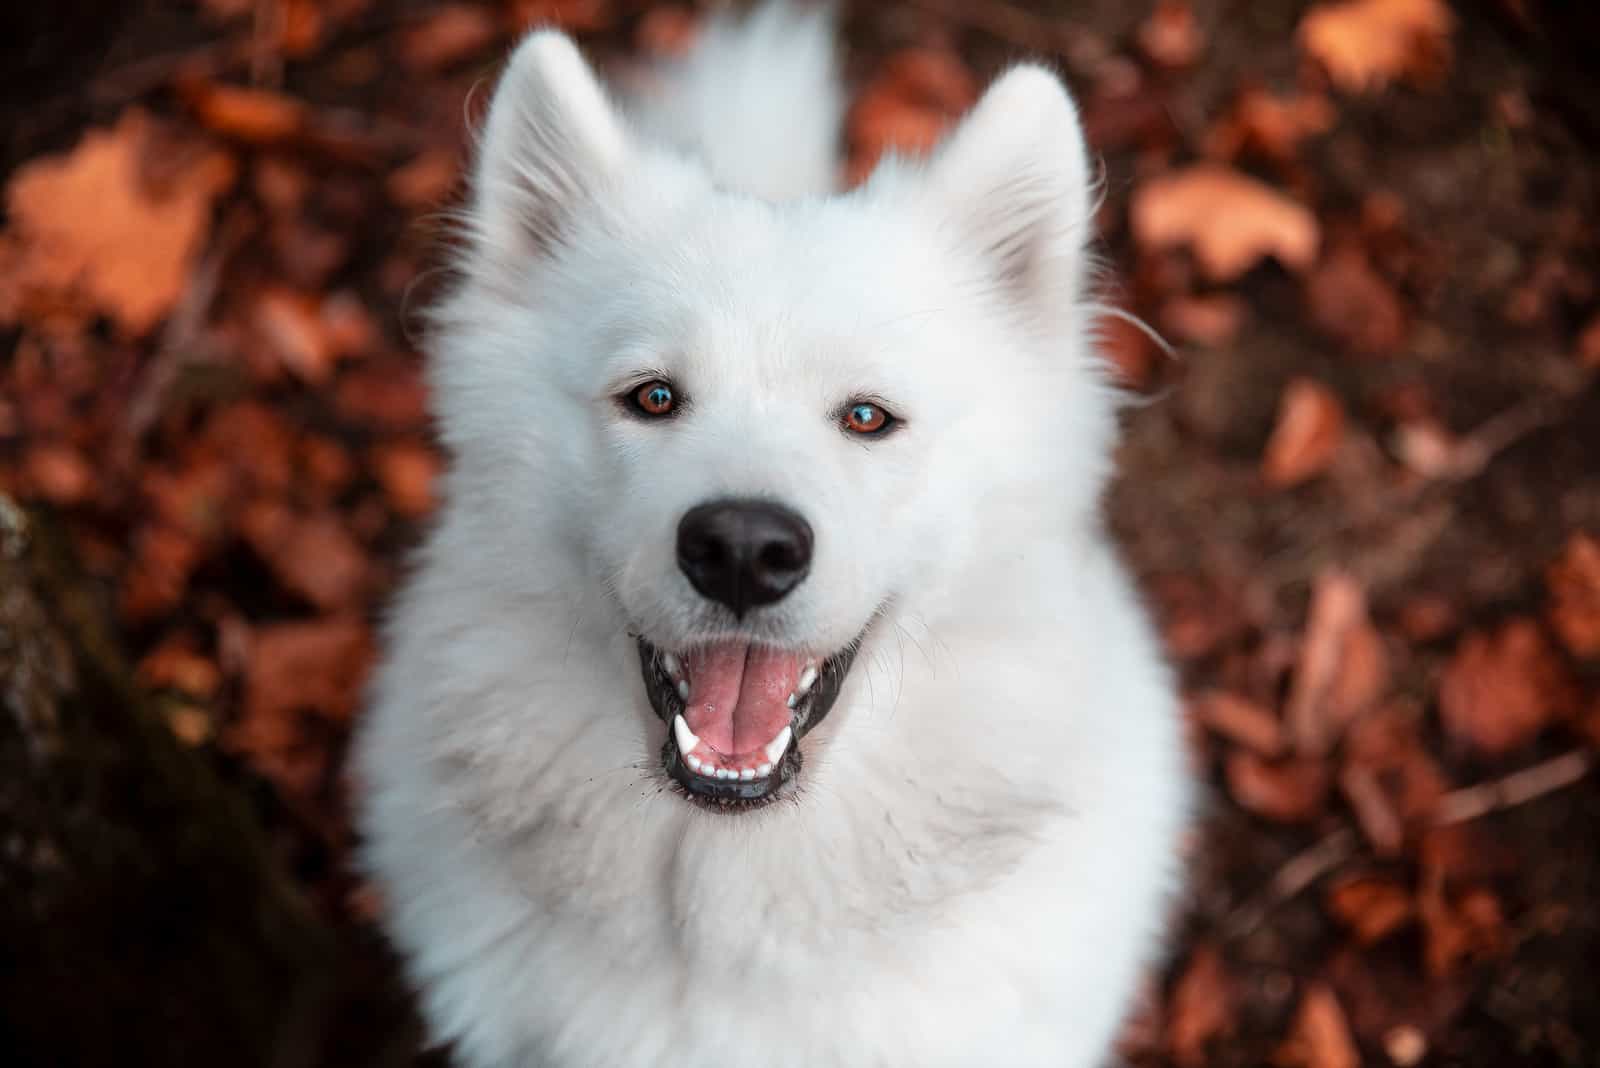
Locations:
1223;828;1356;941
1432;750;1593;827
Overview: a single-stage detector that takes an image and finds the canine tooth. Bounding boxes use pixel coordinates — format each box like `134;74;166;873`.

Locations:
763;726;792;765
672;715;699;755
786;693;797;709
740;768;756;781
797;666;817;694
756;763;772;777
676;680;689;701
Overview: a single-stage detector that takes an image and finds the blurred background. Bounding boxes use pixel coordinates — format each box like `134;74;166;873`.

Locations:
2;1;1597;1066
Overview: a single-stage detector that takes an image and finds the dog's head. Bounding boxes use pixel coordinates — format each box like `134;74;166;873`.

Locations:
429;34;1116;807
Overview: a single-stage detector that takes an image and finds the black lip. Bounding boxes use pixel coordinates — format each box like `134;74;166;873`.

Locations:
636;636;859;806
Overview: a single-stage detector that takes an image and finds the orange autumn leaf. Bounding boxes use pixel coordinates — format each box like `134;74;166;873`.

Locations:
1438;619;1576;756
1;109;235;337
1299;0;1454;93
1275;984;1360;1068
1131;164;1319;282
1545;533;1600;658
1168;943;1235;1066
1262;379;1345;488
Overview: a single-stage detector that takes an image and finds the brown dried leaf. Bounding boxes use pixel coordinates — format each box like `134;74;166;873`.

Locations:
185;83;308;143
1578;314;1600;368
1262;379;1345;488
1161;294;1246;347
1205;88;1335;166
1438;619;1575;756
1191;690;1286;756
399;5;501;71
848;49;977;183
1131;164;1319;282
1306;245;1408;355
1168;943;1235;1067
1345;707;1450;824
1298;0;1454;93
24;443;93;505
388;149;461;209
1545;532;1600;658
373;441;441;519
1;110;235;337
1326;874;1414;944
1225;752;1329;823
1275;983;1359;1068
241;503;370;611
138;639;222;700
1137;0;1204;69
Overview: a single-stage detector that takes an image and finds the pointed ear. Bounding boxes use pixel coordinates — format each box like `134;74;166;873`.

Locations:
920;65;1095;314
467;31;628;277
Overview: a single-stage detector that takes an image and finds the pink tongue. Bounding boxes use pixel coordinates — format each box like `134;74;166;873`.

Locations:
682;641;803;756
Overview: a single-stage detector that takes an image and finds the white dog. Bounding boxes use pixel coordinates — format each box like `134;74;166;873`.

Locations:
355;4;1187;1065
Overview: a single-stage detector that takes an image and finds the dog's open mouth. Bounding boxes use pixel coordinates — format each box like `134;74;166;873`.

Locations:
637;637;857;806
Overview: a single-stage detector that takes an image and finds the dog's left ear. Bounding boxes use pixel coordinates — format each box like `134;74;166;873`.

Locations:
919;65;1095;315
467;31;629;278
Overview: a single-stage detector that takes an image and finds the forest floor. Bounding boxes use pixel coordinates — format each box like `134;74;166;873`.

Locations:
2;1;1598;1066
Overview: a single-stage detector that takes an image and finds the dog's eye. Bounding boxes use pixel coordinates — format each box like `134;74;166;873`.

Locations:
841;401;894;437
627;380;677;417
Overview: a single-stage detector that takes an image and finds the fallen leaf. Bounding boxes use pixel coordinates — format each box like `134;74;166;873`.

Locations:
373;441;441;518
1275;983;1359;1068
1131;164;1319;282
1137;0;1204;69
399;5;501;71
388;148;461;209
1;109;235;336
1191;690;1286;756
240;503;371;611
1419;877;1504;977
636;5;698;56
1168;943;1235;1067
1438;619;1576;756
1262;379;1345;488
1160;294;1245;347
1298;0;1454;93
241;616;372;725
1205;87;1335;166
1326;874;1414;944
24;443;93;505
1578;314;1600;367
1286;571;1388;755
1226;752;1329;823
848;48;977;183
138;640;222;699
184;83;308;143
1545;533;1600;658
1344;707;1450;824
254;286;337;383
1306;245;1408;355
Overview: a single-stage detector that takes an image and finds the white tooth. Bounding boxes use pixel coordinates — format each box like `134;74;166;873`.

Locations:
719;768;735;780
763;725;792;765
686;754;703;773
662;653;681;677
756;763;772;777
672;715;699;755
740;768;756;781
797;666;817;694
786;693;797;709
677;680;689;701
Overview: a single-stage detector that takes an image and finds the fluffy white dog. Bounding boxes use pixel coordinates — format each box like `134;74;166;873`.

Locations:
355;4;1188;1065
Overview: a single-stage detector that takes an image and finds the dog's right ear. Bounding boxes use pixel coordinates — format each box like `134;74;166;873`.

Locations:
466;31;628;277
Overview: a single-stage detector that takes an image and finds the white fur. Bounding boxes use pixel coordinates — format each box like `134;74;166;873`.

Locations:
355;5;1187;1066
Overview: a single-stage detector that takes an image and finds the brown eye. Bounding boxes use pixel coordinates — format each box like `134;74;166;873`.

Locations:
842;401;894;436
630;380;676;417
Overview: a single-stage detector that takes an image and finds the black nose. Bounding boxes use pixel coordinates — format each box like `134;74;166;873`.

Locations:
677;499;813;618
